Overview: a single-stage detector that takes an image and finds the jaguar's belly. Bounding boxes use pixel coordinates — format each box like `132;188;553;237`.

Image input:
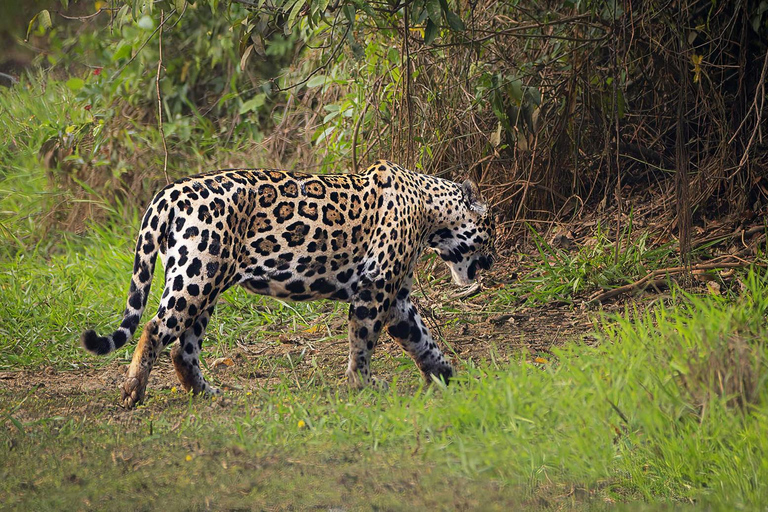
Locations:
237;256;360;303
236;215;369;302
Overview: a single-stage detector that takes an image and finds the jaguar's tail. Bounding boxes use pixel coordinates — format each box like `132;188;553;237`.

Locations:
81;201;169;355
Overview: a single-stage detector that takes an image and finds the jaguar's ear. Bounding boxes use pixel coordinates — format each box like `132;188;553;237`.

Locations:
461;179;480;204
461;179;487;214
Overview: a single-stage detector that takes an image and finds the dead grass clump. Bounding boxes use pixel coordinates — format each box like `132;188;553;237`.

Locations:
677;330;767;414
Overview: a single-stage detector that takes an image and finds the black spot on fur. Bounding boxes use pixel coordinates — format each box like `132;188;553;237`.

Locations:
467;260;478;280
112;330;128;348
81;330;111;355
286;281;305;294
309;279;336;294
337;269;353;283
120;314;140;331
128;292;142;309
187;258;202;278
387;321;410;340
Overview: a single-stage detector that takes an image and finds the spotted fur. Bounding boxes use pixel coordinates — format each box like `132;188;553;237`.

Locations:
82;161;495;407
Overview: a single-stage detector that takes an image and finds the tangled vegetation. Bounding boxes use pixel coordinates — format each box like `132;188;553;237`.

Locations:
2;0;767;249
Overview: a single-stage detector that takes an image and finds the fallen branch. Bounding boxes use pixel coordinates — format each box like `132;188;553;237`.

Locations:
587;260;760;305
691;225;765;251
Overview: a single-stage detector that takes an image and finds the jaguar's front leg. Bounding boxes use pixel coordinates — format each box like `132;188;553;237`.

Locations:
345;299;392;390
387;291;453;385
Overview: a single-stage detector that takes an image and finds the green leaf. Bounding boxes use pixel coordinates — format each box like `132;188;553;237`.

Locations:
345;29;364;60
424;19;438;45
174;0;186;12
286;0;304;31
506;78;523;103
137;15;154;30
444;9;464;31
425;0;442;25
343;4;355;24
491;90;510;131
239;44;253;71
39;9;52;29
524;86;541;106
387;47;400;64
239;93;266;114
617;89;626;119
323;110;340;123
411;1;428;25
5;414;24;434
26;10;53;40
65;78;85;91
112;43;132;61
306;74;328;88
132;0;143;20
438;0;464;30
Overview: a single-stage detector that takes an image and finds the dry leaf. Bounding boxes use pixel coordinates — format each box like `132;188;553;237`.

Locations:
211;357;235;370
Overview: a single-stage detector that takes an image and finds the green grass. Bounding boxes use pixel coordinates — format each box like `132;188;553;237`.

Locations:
2;219;767;508
498;222;677;306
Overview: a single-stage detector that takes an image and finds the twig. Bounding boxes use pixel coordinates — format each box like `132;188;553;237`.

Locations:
691;225;765;250
612;0;621;266
729;46;768;177
55;7;117;20
110;8;176;81
156;9;170;185
230;0;262;7
728;46;768;145
675;3;691;268
0;72;18;86
351;98;371;174
587;260;760;305
271;21;350;93
403;3;413;169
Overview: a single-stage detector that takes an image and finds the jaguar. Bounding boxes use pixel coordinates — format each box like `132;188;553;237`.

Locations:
82;160;495;408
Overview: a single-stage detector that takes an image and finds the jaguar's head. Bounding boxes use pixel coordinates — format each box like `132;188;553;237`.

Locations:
431;179;496;286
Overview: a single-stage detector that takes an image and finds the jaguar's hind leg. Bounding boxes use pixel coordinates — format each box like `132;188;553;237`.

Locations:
345;298;393;390
170;306;221;396
121;316;165;408
121;269;218;408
